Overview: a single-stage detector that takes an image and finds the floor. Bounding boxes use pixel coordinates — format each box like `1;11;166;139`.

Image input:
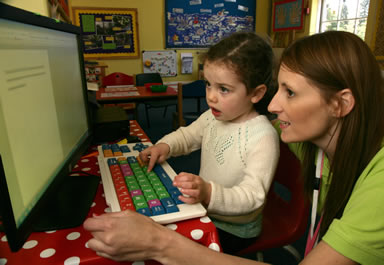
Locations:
133;101;308;265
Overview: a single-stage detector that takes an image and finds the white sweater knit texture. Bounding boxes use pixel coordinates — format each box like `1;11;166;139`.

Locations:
158;110;279;219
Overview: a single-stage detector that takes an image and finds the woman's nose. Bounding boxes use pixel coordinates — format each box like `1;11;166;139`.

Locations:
267;93;281;114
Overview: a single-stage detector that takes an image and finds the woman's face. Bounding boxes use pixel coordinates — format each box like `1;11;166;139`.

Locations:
268;65;339;149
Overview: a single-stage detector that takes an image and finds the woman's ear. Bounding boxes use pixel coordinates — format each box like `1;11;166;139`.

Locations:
332;88;355;118
251;84;267;103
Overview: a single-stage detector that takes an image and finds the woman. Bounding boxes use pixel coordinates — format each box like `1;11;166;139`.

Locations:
84;31;384;264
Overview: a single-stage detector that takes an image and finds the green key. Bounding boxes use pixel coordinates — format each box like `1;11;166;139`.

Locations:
146;171;158;178
140;183;152;189
148;175;159;183
125;176;136;182
136;174;147;181
152;181;164;189
144;192;158;201
135;170;146;176
138;178;151;186
132;195;147;209
155;186;167;194
125;178;138;186
157;190;170;199
134;200;148;210
127;183;140;191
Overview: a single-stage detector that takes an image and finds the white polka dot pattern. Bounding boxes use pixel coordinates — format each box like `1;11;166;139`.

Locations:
40;248;55;258
64;256;80;265
66;232;80;241
190;229;204;240
23;240;38;249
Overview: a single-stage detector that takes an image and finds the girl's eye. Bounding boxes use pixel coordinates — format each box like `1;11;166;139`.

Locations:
220;86;229;93
205;80;210;87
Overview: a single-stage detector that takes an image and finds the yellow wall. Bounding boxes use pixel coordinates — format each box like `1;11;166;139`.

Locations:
69;0;272;83
4;0;380;81
2;0;49;15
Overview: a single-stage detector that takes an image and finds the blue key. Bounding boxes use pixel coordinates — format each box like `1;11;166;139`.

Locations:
168;187;184;204
137;208;152;217
120;145;131;153
151;205;166;215
160;198;179;213
153;165;173;187
102;144;110;150
107;158;118;166
133;143;144;151
127;156;137;163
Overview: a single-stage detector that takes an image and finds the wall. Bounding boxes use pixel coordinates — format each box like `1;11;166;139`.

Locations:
5;0;381;79
2;0;49;15
69;0;271;83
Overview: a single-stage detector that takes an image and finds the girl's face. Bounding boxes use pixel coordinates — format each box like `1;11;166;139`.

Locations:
268;65;339;149
203;61;260;123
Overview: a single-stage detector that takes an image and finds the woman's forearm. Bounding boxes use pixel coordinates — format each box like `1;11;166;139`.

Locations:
156;226;267;265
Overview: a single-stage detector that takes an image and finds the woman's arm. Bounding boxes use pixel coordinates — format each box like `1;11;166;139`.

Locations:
84;211;358;265
83;211;265;265
301;241;358;265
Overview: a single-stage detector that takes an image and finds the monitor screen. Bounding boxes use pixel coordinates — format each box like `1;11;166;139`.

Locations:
0;3;99;252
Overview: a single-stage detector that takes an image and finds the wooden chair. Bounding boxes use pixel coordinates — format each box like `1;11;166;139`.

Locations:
102;72;137;119
135;73;177;128
175;80;206;129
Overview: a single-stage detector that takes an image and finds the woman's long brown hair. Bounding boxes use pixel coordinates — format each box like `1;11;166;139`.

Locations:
280;31;384;237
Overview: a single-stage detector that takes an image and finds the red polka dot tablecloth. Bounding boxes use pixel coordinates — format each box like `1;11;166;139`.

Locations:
0;121;221;265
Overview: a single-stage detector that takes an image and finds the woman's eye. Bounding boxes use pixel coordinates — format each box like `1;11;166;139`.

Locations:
287;89;295;97
205;80;210;87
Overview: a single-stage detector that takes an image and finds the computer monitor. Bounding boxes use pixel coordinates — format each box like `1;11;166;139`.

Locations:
0;3;99;252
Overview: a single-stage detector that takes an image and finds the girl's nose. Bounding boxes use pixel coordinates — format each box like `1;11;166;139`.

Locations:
206;88;217;103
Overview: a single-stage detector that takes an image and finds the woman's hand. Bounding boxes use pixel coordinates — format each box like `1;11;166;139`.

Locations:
83;211;169;262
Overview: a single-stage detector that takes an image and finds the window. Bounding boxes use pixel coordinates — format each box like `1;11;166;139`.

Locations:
318;0;370;39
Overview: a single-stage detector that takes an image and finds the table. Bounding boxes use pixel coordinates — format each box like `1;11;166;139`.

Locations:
96;85;178;104
0;121;221;265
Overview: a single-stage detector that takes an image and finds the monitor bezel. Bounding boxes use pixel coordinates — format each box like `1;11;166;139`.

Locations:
0;3;95;252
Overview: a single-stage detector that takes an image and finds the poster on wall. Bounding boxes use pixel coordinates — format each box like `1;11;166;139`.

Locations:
165;0;256;48
272;0;304;32
142;50;177;77
72;7;140;59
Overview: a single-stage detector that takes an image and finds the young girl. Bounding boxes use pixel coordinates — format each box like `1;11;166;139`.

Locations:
139;32;279;253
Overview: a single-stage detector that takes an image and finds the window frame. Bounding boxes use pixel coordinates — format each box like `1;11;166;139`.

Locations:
317;0;371;39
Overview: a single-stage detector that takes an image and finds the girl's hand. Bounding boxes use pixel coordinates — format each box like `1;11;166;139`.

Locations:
139;143;170;172
173;172;212;206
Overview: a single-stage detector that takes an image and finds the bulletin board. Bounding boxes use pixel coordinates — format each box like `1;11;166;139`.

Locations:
272;0;304;32
142;50;178;77
165;0;256;48
72;7;140;59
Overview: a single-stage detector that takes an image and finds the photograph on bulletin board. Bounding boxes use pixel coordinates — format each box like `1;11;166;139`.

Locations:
72;7;140;59
165;0;256;48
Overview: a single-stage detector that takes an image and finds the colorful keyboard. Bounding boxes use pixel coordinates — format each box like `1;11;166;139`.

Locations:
97;142;207;224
